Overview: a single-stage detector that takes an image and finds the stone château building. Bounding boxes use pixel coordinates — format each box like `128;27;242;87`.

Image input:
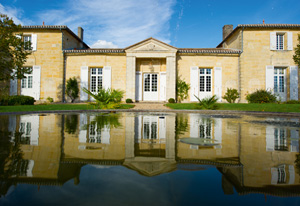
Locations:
10;24;300;103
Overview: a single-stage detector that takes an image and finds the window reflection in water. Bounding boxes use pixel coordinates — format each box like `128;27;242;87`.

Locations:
134;115;166;157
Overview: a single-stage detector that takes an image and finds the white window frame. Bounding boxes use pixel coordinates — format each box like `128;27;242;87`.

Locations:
276;33;284;50
23;35;32;50
90;67;103;94
199;68;212;93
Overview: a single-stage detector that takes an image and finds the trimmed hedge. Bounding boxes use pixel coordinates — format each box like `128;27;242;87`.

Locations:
126;98;133;103
0;95;35;106
168;98;176;103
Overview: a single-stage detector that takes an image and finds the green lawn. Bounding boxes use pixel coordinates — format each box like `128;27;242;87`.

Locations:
0;103;135;113
166;103;300;113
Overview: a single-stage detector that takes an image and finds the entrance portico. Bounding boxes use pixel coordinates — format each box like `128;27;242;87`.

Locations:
125;38;177;102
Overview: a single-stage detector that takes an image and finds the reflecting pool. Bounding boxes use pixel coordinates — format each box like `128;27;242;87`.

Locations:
1;112;300;205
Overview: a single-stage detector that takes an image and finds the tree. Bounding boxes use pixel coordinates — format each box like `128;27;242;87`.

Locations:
0;14;31;81
176;77;190;103
66;77;79;103
293;34;300;67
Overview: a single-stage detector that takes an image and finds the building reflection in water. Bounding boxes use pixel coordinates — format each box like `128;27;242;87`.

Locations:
0;112;300;197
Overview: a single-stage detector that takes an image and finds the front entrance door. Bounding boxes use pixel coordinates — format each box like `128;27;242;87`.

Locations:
144;73;158;101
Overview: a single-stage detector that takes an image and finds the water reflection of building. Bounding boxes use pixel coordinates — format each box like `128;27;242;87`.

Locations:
1;113;300;197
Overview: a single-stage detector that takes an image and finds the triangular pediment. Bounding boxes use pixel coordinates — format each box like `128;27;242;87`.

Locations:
125;37;177;52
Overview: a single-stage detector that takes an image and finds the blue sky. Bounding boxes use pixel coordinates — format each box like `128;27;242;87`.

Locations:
1;0;300;48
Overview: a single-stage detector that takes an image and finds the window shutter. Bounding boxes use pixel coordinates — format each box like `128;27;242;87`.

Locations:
103;66;111;89
270;32;276;50
214;67;222;102
189;114;199;138
10;70;17;95
214;118;222;149
190;66;199;101
287;32;293;50
32;66;41;100
289;165;295;184
79;113;87;143
80;66;88;101
135;72;142;101
31;34;37;51
290;66;298;100
158;116;166;139
266;65;274;92
266;126;275;151
102;125;110;144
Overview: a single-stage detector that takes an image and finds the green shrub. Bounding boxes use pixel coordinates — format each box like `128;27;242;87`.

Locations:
168;98;176;103
176;77;190;103
195;95;218;110
66;77;79;103
82;87;124;109
0;95;35;106
46;97;53;103
246;89;277;103
222;88;239;103
285;100;300;104
126;98;133;103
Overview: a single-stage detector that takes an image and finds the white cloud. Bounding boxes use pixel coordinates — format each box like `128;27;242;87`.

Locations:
91;40;118;48
33;0;176;48
0;3;32;25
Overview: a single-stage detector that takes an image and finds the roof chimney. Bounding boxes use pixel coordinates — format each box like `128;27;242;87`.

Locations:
222;25;233;40
78;27;84;41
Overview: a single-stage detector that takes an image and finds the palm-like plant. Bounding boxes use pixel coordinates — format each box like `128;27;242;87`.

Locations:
82;87;124;109
194;95;218;110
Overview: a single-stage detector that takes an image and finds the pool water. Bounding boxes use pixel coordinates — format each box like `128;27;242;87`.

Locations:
0;112;300;205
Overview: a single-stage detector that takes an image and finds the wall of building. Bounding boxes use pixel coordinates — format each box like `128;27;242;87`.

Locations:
65;54;127;101
62;30;86;50
22;29;64;102
177;54;239;102
238;28;300;102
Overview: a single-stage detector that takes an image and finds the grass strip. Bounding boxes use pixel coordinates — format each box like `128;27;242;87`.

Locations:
0;104;134;113
166;103;300;113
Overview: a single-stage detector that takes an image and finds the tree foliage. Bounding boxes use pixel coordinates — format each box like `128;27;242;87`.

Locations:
0;14;31;81
66;77;79;103
293;34;300;67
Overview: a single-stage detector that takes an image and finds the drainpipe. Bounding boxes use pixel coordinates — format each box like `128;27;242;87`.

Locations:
238;27;244;103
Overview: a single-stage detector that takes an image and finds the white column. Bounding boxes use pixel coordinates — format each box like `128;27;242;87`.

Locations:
125;115;135;159
126;56;136;100
166;56;176;100
166;115;176;159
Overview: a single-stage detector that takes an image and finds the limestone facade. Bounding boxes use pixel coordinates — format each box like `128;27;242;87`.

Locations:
10;24;300;102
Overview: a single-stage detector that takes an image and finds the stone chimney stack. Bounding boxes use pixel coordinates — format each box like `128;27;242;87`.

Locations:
78;27;84;41
222;25;233;40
